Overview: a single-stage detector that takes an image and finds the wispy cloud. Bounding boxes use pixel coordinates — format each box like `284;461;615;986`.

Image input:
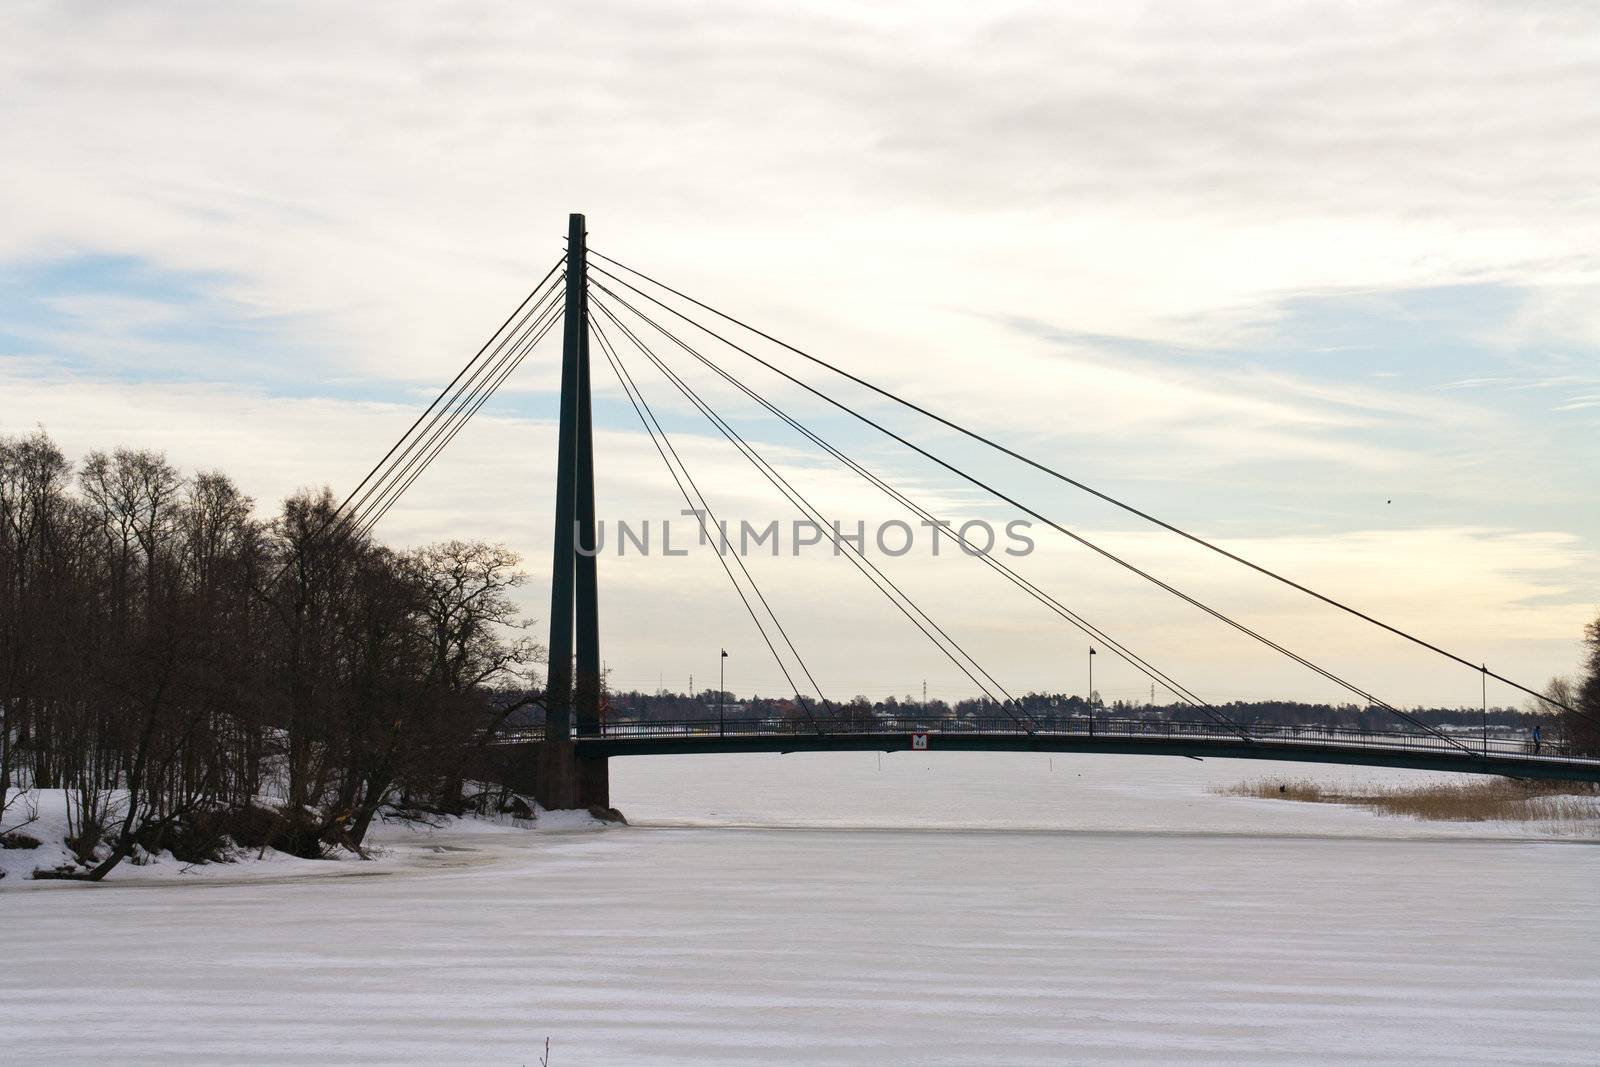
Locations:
1554;395;1600;412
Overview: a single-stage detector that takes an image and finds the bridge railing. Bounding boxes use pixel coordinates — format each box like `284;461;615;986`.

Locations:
488;714;1593;764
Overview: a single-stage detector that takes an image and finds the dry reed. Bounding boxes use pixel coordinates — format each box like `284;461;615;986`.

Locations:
1213;776;1600;827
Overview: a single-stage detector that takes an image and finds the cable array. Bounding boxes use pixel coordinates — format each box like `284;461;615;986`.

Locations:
587;250;1583;723
582;252;1570;750
305;257;566;559
588;312;828;730
593;298;1040;730
591;284;1251;739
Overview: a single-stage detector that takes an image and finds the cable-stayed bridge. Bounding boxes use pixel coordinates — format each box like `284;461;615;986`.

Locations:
326;214;1600;808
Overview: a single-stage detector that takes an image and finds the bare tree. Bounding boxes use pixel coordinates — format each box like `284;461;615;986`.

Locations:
1572;618;1600;755
0;430;74;813
409;541;542;814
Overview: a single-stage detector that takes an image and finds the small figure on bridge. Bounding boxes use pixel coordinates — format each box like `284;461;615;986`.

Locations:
1532;724;1542;754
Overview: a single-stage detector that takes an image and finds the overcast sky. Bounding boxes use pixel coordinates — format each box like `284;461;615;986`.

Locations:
2;1;1597;708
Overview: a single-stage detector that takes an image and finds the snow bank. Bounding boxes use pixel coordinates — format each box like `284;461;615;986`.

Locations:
0;788;614;887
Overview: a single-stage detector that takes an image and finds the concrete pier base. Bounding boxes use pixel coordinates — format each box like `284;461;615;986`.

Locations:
577;749;610;810
534;740;579;810
533;740;610;813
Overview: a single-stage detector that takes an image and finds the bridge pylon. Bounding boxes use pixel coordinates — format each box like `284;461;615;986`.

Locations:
537;212;609;811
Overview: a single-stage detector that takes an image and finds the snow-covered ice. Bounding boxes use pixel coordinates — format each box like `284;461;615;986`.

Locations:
4;751;1599;1064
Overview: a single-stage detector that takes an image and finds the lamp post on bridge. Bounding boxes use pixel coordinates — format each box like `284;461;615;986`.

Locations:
1088;646;1097;714
720;649;728;737
1482;663;1488;755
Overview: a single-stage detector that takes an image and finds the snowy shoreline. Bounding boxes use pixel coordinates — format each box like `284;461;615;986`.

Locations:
0;788;615;888
9;751;1600;889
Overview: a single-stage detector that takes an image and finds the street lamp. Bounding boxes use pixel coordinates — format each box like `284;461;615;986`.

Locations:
1088;646;1097;712
1481;663;1488;755
720;648;728;737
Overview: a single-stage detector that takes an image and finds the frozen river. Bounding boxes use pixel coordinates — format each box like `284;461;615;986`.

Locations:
5;752;1600;1064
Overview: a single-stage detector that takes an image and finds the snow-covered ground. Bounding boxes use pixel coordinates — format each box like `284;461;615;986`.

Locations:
0;787;606;885
4;752;1599;1064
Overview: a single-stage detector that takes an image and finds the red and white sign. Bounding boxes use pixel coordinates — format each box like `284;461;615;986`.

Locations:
911;732;929;750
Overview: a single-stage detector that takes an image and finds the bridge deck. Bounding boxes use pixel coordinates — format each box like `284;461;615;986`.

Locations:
507;716;1600;783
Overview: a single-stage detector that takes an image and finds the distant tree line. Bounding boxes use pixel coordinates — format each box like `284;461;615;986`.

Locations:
0;429;541;880
607;651;1600;744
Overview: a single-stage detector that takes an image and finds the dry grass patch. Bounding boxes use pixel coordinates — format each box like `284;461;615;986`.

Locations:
1214;777;1600;826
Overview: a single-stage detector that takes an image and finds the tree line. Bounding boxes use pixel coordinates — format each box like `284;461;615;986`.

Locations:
607;652;1600;743
0;429;541;879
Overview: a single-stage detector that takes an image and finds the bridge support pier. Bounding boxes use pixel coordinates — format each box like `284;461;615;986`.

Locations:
532;741;610;812
577;749;610;810
534;741;579;810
